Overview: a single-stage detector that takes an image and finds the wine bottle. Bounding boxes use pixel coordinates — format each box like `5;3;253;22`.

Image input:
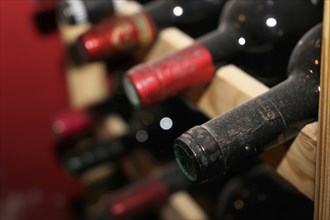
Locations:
75;0;226;62
173;23;322;183
50;92;133;141
84;162;192;220
50;85;134;165
123;0;323;108
62;97;208;177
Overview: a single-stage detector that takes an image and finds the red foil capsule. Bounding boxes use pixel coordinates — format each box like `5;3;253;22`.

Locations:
77;12;156;62
50;110;90;139
107;178;168;220
123;43;215;108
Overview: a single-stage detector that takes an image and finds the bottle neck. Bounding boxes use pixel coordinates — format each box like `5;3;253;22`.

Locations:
124;44;215;108
263;71;319;128
174;70;319;183
77;10;156;62
106;162;190;220
197;29;240;64
63;137;129;177
143;0;175;30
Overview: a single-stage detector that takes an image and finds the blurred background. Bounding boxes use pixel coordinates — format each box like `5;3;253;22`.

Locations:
1;1;81;219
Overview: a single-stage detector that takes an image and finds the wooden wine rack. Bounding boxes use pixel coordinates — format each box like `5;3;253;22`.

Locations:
59;1;329;219
147;25;323;199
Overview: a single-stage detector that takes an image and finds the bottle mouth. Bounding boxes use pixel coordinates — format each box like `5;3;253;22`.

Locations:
174;125;225;183
123;76;141;108
173;140;199;182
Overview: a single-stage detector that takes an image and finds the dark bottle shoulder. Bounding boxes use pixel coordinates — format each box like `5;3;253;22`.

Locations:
144;0;225;27
219;0;323;50
288;23;322;79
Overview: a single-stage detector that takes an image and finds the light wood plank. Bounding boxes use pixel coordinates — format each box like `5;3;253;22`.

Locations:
58;22;109;109
144;27;194;61
115;0;142;15
277;123;318;200
160;191;208;220
314;1;330;219
195;65;269;117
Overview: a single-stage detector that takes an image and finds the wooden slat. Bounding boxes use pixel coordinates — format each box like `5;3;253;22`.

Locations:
160;191;208;220
314;1;330;219
58;22;109;109
195;65;269;117
114;0;142;15
144;27;194;61
277;123;318;200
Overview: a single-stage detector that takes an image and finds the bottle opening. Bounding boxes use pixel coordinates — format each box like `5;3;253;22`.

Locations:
174;142;198;182
123;76;141;108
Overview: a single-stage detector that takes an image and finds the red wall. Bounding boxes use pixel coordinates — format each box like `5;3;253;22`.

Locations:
1;1;81;219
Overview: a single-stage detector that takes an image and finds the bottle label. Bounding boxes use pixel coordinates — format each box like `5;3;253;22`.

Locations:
125;43;215;107
79;12;156;61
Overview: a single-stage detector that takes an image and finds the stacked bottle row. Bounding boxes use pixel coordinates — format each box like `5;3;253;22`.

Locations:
40;0;325;219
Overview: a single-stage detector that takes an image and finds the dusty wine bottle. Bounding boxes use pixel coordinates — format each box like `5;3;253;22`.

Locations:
173;23;322;183
123;0;323;108
75;0;226;62
85;162;192;220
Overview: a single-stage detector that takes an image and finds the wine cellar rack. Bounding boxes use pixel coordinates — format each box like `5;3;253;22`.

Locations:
2;0;329;219
55;1;330;219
